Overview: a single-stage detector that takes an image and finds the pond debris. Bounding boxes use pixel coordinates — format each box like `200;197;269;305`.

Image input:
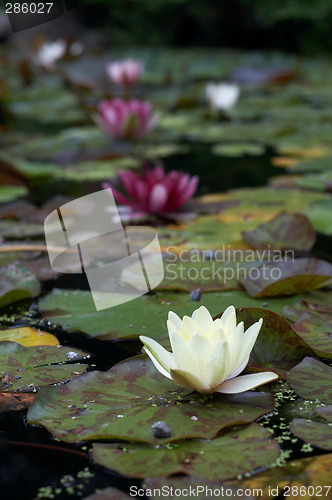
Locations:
151;421;171;438
66;351;82;361
190;288;202;301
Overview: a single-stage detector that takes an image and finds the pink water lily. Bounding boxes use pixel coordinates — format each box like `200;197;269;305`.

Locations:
102;165;198;218
95;99;159;139
106;59;144;87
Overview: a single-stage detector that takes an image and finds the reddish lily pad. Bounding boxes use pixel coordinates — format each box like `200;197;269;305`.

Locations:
315;405;332;422
291;313;332;359
290;419;332;451
91;423;280;480
242;213;316;251
0;262;41;308
286;357;332;404
27;355;274;445
241;258;332;298
0;341;89;392
233;308;314;377
84;488;132;500
0;392;36;413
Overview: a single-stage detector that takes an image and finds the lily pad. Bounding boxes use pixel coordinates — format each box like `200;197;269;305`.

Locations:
144;477;251;499
242;213;316;251
84;488;132;500
211;143;265;157
291;313;332;359
0;327;59;347
235;308;314;377
0;262;41;308
39;289;301;341
304;200;332;235
0;341;89;392
0;186;28;203
241;258;332;298
91;423;280;480
0;392;36;414
286;357;332;404
315;405;332;422
225;454;332;498
27;355;274;444
290;419;332;451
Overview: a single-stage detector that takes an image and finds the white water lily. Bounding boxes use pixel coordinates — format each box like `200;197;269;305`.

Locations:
140;306;278;394
34;40;66;69
206;82;240;110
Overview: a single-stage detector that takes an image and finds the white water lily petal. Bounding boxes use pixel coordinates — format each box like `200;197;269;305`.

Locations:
216;372;278;394
168;328;198;373
142;347;173;380
188;332;214;375
170;368;210;392
139;335;174;374
204;341;230;388
191;306;214;331
236;318;263;369
220;305;237;337
225;356;249;380
168;310;182;330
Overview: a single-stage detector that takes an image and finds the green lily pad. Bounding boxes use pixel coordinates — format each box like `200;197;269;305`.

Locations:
290;419;332;451
0;185;28;203
304;200;332;235
27;355;274;444
39;289;301;341
290;156;332;173
241;258;332;298
234;308;314;377
155;256;240;292
0;220;44;238
0;263;41;308
91;423;280;480
291;313;332;359
0;341;89;392
242;213;316;251
211;142;265;157
286;357;332;404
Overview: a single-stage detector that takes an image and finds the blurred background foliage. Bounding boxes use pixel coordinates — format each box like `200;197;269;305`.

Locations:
76;0;332;53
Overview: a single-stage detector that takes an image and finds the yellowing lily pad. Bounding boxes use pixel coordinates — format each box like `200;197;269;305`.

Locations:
0;327;59;347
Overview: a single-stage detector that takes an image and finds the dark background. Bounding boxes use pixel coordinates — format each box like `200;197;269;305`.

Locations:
75;0;332;53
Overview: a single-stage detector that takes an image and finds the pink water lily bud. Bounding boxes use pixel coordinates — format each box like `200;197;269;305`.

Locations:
96;99;159;139
106;59;144;87
103;165;198;218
